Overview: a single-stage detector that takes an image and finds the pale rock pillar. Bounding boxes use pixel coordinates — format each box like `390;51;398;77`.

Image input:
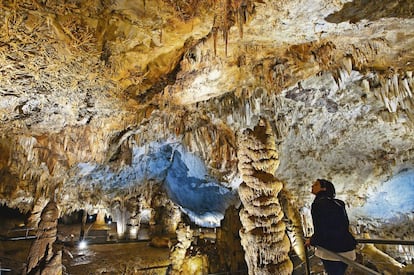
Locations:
113;205;128;239
237;118;293;275
128;211;141;239
95;208;106;225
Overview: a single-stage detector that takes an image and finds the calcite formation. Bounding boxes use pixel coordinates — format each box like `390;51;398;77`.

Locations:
169;223;194;275
361;241;405;274
237;118;292;275
279;188;307;262
0;0;414;273
25;200;61;275
216;206;246;273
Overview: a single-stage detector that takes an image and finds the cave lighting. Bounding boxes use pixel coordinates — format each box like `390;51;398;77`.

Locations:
117;219;126;239
140;209;151;223
129;226;138;239
78;240;88;250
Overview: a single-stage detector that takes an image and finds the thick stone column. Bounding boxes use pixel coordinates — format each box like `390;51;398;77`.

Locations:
25;200;61;275
237;118;293;275
113;203;127;239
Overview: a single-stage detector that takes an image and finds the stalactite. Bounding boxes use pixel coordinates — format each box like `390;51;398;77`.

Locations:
208;0;257;56
237;117;293;275
342;55;352;76
213;27;218;56
361;78;370;94
386;73;412;112
237;2;245;38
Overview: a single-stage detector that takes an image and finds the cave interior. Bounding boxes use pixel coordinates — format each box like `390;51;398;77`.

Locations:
0;0;414;274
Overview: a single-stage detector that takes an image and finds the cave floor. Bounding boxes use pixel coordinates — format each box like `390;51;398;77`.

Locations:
0;240;361;275
0;223;171;275
62;242;170;275
0;223;364;275
0;239;170;275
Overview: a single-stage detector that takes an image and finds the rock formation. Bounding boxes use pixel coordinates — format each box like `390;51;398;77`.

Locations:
216;206;246;273
237;118;292;274
279;188;307;262
169;223;194;274
0;0;414;273
25;200;61;275
361;241;405;275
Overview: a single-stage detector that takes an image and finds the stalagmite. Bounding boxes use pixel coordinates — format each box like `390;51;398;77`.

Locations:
237;117;293;275
360;233;405;275
279;188;307;262
169;223;194;275
216;206;246;273
80;209;87;241
96;208;106;225
24;200;61;275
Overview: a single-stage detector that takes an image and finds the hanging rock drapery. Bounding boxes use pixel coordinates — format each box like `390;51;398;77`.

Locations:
237;117;293;275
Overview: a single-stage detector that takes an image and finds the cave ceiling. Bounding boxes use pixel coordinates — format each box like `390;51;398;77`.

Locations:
0;0;414;230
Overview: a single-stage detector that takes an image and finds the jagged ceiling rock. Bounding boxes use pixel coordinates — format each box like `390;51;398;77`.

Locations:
0;0;414;237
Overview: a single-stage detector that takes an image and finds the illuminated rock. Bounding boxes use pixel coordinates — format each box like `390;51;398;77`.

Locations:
237;118;293;274
0;0;413;273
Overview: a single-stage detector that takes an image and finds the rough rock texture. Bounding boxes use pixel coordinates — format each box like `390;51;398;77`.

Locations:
25;200;61;275
279;188;307;262
169;223;194;275
237;118;292;274
361;240;404;274
1;0;414;273
216;206;246;273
